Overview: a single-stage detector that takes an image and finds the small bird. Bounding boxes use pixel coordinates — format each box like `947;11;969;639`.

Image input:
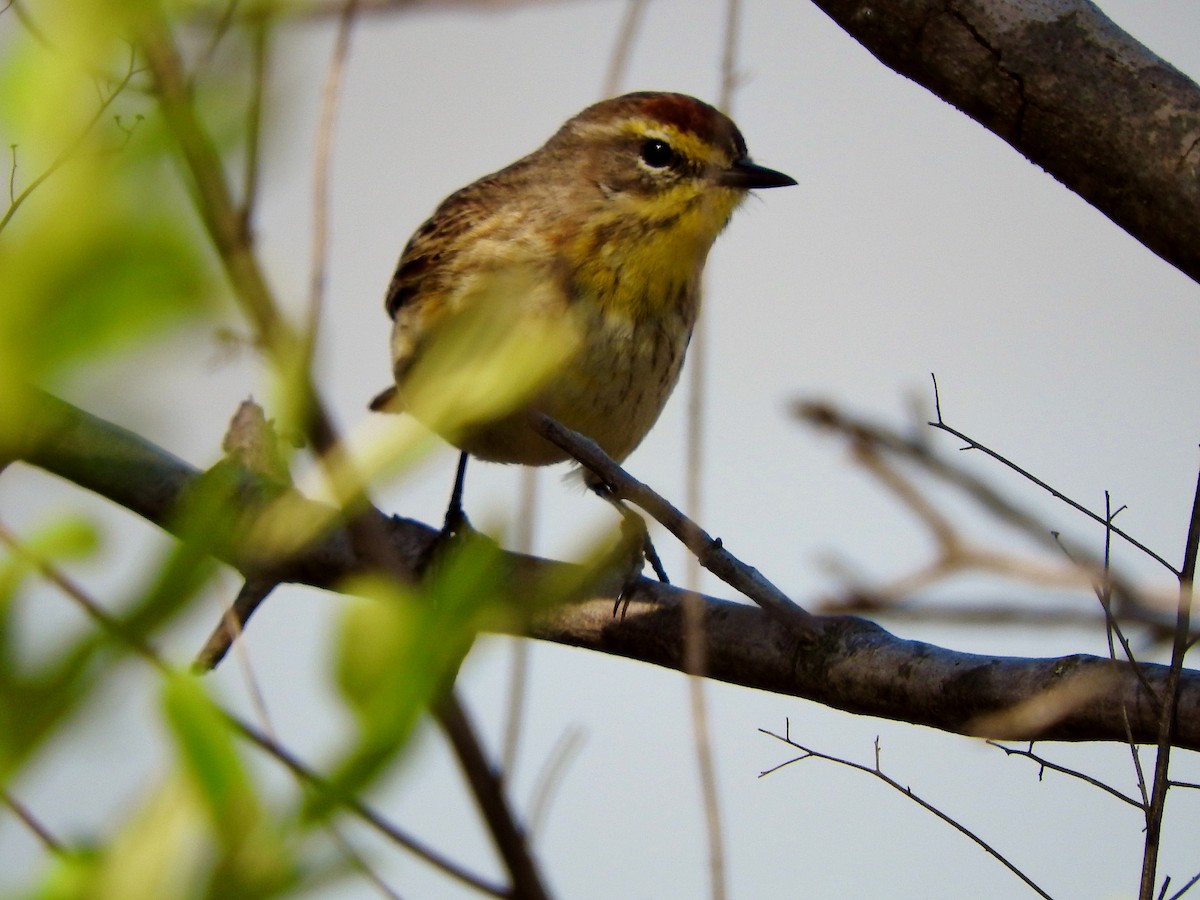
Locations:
371;91;794;533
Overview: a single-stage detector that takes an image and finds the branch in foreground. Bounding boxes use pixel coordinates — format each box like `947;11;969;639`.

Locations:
9;389;1200;749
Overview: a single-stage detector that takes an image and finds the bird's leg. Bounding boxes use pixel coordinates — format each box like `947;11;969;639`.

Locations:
585;475;669;617
418;452;475;577
442;451;471;539
610;503;671;617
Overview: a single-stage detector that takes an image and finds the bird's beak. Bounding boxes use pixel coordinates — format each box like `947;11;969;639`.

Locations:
717;158;797;189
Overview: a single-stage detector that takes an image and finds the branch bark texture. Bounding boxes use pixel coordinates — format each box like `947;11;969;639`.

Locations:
809;0;1200;285
9;390;1200;750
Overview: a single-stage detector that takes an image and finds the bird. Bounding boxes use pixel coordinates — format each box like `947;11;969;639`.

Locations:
371;91;795;555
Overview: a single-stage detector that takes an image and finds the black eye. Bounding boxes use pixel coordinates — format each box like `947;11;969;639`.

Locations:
639;138;677;169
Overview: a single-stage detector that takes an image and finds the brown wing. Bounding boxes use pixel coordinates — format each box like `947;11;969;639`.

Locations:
384;178;504;319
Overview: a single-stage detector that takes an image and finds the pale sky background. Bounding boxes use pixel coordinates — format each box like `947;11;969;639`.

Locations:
5;1;1200;897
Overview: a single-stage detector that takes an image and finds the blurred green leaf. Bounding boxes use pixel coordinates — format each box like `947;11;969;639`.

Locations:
0;3;220;403
0;518;105;778
162;673;256;836
314;533;515;817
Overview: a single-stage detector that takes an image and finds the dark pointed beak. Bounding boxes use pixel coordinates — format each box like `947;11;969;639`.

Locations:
717;158;797;189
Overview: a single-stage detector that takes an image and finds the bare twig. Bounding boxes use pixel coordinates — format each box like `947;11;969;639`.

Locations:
929;374;1178;575
529;411;824;641
0;47;143;234
797;395;1154;625
194;577;277;671
502;468;539;776
760;724;1053;900
985;740;1143;809
0;788;65;855
1139;461;1200;899
674;4;747;896
528;725;585;838
233;713;509;897
308;0;360;343
717;0;741;110
0;520;165;668
434;692;550;900
1098;495;1153;809
601;0;647;97
1166;871;1200;900
241;14;270;223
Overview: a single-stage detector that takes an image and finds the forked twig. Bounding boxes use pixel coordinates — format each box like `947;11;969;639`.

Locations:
0;46;144;234
760;722;1053;900
928;374;1177;576
985;740;1143;809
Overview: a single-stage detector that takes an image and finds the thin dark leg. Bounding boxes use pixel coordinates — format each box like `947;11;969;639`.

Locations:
586;477;670;618
609;505;671;616
443;451;470;536
641;532;669;583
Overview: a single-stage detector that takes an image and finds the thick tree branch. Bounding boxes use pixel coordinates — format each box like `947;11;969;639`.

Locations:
8;389;1200;749
808;0;1200;285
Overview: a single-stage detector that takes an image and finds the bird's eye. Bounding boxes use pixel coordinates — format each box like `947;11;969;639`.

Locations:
639;138;677;170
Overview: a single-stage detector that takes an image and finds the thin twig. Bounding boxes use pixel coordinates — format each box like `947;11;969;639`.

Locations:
798;396;1154;625
241;14;270;223
233;713;509;897
985;740;1143;809
9;0;52;49
502;468;539;776
760;724;1053;900
1098;494;1153;808
1139;460;1200;899
528;724;585;838
1167;871;1200;900
191;0;242;79
529;412;823;641
929;374;1178;575
0;520;166;669
717;0;741;110
0;788;65;855
308;0;360;344
1052;532;1157;699
0;47;142;234
676;4;745;896
434;692;550;900
194;577;277;671
601;0;647;97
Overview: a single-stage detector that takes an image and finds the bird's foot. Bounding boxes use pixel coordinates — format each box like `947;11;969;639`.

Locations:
611;506;669;619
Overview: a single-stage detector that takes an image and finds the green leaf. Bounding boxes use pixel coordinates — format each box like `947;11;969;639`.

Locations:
161;672;256;838
312;532;516;818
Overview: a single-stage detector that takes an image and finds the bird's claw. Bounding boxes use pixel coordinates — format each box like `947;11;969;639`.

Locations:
611;508;669;619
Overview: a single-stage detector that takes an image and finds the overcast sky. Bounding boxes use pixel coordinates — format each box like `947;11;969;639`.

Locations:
5;1;1200;897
